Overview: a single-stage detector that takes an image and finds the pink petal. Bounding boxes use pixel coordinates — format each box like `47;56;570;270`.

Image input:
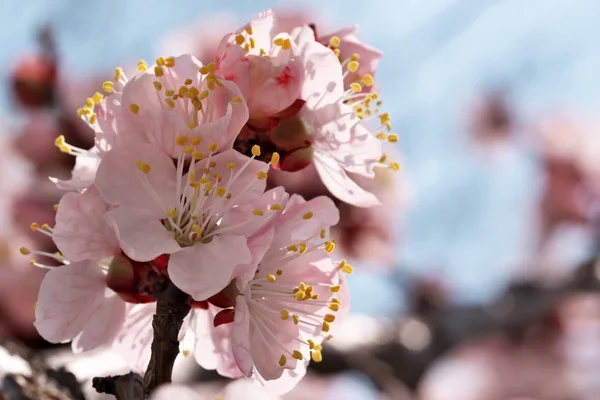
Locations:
53;186;119;262
278;195;339;241
294;26;344;108
169;235;251;300
251;61;304;117
95;92;125;152
233;227;275;289
105;207;181;262
189;308;243;378
247;304;301;380
204;79;249;151
95;143;178;215
232;297;254;377
51;151;101;191
34;260;106;344
72;293;127;352
313;151;380;207
257;361;308;396
141;109;193;159
113;303;156;373
216;187;288;238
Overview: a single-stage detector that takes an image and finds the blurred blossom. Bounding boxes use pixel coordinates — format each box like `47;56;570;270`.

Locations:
529;114;600;272
11;53;57;109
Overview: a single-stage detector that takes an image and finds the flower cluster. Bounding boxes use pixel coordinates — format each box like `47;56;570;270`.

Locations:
20;8;398;394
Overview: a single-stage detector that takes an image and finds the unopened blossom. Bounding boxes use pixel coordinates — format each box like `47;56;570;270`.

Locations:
95;141;286;301
191;194;349;392
22;187;157;364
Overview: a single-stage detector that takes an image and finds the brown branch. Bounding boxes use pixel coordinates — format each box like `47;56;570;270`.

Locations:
142;281;191;395
92;373;144;400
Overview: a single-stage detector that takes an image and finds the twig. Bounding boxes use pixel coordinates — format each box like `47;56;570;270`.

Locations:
92;372;144;400
142;281;191;395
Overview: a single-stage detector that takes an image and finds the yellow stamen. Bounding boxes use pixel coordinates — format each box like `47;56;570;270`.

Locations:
102;81;114;93
278;355;287;367
292;350;303;360
280;310;289;320
19;247;30;255
347;61;359;73
270;152;280;165
270;204;283;210
329;36;341;48
251;145;261;157
257;171;268;180
303;211;313;220
253;209;264;216
266;274;276;283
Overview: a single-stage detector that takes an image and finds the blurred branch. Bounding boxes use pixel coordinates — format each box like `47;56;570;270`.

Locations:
310;255;600;391
0;340;85;399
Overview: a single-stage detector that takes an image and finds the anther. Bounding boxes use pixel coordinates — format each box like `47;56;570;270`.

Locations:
270;204;283;210
251;145;261;157
292;350;303;360
19;247;30;255
208;143;218;152
102;81;114;93
329;36;341;48
389;162;400;171
175;135;188;146
347;61;359;73
292;314;300;325
129;104;140;114
324;241;335;253
324;314;336;323
280;310;289;320
253;209;264;216
322;321;331;333
257;171;268;180
362;74;374;86
330;285;341;293
232;97;242;103
303;211;313;220
387;134;399;143
266;274;276;283
153;81;163;91
270;152;280;165
92;92;103;104
278;355;287;367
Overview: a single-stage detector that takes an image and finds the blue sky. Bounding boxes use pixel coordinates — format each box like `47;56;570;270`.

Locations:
2;0;600;315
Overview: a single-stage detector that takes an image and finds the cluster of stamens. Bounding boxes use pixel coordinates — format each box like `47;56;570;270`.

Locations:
233;26;293;58
136;142;278;247
247;215;352;368
326;36;401;173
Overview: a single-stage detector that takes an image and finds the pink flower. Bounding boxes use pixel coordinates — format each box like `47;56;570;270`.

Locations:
69;55;248;161
216;10;305;126
94;141;286;301
192;194;349;393
24;187;157;369
28;187;125;350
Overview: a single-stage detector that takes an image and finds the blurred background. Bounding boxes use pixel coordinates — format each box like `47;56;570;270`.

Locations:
2;0;600;399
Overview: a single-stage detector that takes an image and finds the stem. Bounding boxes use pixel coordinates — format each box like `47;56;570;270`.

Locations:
143;281;191;395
